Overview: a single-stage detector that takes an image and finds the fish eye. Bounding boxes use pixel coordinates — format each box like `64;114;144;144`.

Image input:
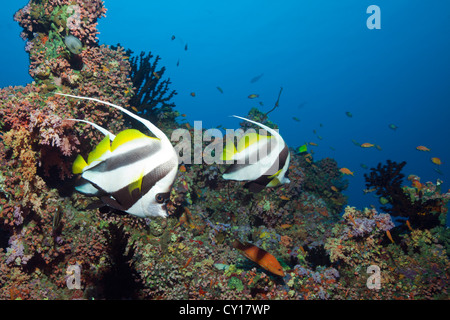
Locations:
155;194;164;203
155;193;165;204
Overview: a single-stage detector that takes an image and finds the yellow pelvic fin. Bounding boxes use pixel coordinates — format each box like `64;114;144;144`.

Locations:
268;169;282;180
111;129;155;151
87;135;111;165
267;177;281;187
128;171;144;195
72;154;88;174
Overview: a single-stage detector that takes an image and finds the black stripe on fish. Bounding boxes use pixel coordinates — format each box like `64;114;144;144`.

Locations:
224;138;277;175
88;142;162;174
92;158;177;212
243;145;289;193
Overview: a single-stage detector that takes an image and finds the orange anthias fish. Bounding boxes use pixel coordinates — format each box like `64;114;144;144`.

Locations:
431;157;442;165
416;146;430;152
41;35;49;45
182;257;192;269
412;180;422;190
347;213;357;226
233;240;285;277
340;168;354;176
386;230;395;244
190;92;196;97
406;220;413;232
360;143;374;148
248;94;259;99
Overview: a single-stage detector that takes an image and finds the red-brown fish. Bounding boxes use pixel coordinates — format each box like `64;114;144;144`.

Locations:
416;146;430;152
233;240;285;276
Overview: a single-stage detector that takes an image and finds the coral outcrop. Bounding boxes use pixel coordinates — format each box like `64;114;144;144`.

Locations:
364;160;449;229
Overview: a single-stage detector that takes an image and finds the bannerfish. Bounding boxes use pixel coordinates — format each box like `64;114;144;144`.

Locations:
56;93;178;218
222;115;290;193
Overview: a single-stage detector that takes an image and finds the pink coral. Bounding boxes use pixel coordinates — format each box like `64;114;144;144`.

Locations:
15;0;106;45
0;0;135;300
341;206;394;239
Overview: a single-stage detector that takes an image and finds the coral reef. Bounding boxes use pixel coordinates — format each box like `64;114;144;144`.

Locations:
324;206;449;299
0;0;448;301
364;160;450;229
301;156;348;215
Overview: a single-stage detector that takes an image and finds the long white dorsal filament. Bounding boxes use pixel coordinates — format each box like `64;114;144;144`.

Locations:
56;93;170;144
231;115;283;143
66;118;116;141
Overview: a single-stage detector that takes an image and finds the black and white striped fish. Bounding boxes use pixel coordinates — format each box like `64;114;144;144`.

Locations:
222;115;290;193
56;93;178;218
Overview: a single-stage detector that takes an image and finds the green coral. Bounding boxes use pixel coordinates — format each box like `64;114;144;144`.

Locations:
228;277;244;292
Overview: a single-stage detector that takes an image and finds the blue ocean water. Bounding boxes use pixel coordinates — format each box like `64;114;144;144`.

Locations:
1;0;450;218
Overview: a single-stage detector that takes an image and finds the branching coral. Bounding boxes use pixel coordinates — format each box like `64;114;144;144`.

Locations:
94;223;142;299
364;160;449;229
125;48;178;123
